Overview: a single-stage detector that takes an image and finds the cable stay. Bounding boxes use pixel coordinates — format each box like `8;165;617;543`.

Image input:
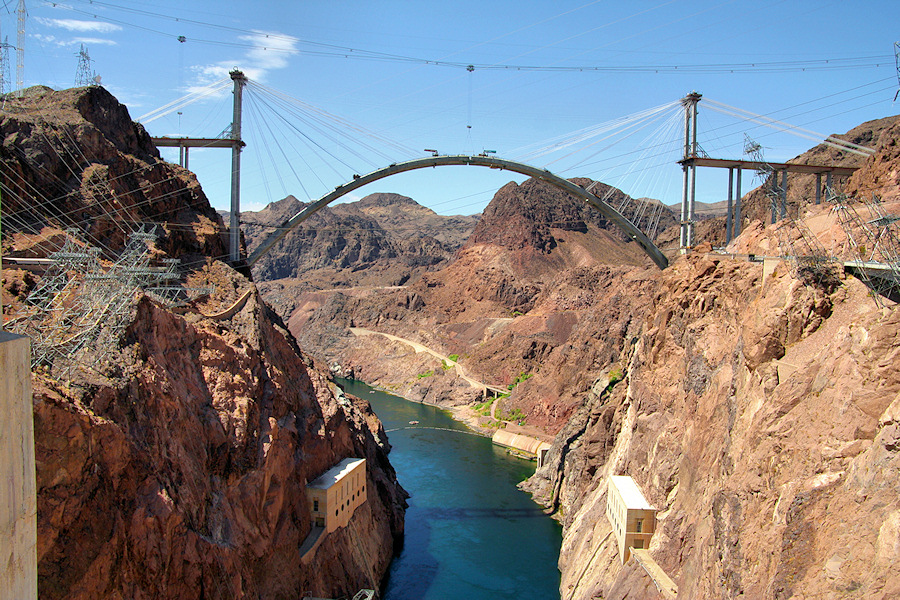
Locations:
136;77;231;124
703;98;876;157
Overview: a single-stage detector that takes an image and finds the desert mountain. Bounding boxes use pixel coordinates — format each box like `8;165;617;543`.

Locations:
241;192;478;319
242;192;477;283
0;86;405;599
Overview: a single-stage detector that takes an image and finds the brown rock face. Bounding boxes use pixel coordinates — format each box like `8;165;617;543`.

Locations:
33;292;405;600
0;85;226;262
1;86;406;599
527;253;900;600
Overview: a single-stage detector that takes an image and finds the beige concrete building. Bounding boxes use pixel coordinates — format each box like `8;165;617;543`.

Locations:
307;458;367;533
606;475;656;563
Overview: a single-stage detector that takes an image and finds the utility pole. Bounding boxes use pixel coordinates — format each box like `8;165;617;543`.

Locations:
16;0;24;97
229;69;247;263
679;91;701;252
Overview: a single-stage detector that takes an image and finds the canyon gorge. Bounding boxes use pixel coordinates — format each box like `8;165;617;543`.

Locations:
3;82;900;600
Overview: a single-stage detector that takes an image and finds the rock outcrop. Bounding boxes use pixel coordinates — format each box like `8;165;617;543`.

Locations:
1;86;405;599
527;251;900;599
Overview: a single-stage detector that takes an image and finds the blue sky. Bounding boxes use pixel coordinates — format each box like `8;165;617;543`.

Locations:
11;0;900;216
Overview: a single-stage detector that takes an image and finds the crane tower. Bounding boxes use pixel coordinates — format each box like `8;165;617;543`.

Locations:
16;0;25;97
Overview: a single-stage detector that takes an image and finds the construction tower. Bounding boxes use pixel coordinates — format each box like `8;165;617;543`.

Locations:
16;0;24;96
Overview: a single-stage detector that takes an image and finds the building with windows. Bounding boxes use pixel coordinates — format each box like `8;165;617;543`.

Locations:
606;475;657;563
307;458;367;533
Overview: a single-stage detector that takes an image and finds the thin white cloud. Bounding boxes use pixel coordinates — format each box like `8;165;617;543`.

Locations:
187;30;299;92
32;33;116;48
35;18;122;33
238;30;300;72
73;37;118;46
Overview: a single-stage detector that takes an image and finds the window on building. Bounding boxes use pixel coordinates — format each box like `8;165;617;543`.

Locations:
634;539;644;549
635;518;643;533
313;500;319;512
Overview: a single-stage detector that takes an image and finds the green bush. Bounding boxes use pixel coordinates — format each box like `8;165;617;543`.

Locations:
473;400;493;416
447;354;459;363
608;368;623;384
502;407;527;425
417;370;434;379
507;371;533;390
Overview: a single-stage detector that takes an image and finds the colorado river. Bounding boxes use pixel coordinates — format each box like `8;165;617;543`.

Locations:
337;379;562;600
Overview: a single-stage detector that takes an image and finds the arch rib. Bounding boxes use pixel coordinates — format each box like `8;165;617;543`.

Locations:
246;155;668;269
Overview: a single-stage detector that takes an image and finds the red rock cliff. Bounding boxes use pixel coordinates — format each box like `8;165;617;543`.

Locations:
1;86;406;599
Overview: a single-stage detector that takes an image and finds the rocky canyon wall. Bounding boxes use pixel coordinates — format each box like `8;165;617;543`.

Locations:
281;117;900;598
1;86;405;599
528;251;900;599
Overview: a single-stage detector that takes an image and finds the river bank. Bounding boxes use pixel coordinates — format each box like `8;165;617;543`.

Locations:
336;378;562;600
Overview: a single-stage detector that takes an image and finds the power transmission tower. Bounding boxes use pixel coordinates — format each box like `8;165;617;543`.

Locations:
9;228;213;380
0;36;11;96
74;43;95;87
894;41;899;102
16;0;24;97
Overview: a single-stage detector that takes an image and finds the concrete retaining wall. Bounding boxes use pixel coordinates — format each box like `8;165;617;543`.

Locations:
0;332;36;600
492;430;551;460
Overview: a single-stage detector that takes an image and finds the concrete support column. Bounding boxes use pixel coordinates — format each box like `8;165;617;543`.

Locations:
0;332;35;600
229;69;247;264
734;168;742;238
688;163;696;247
679;91;701;253
726;167;734;244
826;172;833;199
780;169;788;220
680;165;689;252
815;173;822;205
770;172;778;224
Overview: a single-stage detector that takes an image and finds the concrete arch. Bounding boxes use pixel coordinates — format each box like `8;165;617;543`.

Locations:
246;155;668;269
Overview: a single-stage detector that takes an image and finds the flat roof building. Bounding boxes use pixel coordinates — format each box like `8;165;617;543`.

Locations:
307;458;367;533
606;475;657;563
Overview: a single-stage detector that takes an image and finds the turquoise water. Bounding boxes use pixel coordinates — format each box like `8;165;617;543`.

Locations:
337;379;562;600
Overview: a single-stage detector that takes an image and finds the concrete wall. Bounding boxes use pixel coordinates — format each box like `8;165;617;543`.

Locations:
0;332;36;600
492;430;551;459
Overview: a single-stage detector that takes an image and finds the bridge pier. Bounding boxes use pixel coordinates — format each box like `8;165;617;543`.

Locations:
229;69;247;264
680;92;701;252
734;167;742;239
726;168;733;243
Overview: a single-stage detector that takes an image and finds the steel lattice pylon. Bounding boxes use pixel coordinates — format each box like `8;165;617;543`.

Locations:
10;228;212;379
827;190;900;307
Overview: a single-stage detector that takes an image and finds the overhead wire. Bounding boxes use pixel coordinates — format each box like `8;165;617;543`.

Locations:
45;0;893;74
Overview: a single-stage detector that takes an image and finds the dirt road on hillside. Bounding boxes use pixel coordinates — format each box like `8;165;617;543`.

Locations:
348;327;507;396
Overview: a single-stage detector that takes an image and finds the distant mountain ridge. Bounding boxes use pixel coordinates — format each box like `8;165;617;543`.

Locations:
241;192;478;288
